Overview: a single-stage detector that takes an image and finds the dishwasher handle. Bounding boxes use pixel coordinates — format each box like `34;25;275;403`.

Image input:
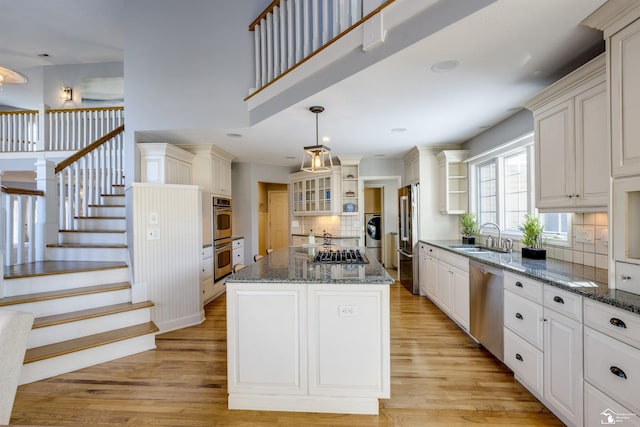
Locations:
469;260;504;277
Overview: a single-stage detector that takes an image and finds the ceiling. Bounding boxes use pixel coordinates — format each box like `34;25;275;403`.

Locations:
0;0;606;167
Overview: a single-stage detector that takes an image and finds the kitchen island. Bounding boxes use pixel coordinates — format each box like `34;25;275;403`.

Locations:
225;246;394;415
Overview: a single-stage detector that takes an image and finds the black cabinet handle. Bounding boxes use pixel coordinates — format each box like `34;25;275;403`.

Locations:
610;366;627;380
610;318;627;329
516;353;523;362
553;296;565;304
516;313;523;320
515;281;523;288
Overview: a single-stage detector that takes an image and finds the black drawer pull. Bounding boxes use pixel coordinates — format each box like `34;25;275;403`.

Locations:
515;281;523;288
516;313;523;320
610;318;627;329
610;366;627;380
553;296;565;304
515;353;523;362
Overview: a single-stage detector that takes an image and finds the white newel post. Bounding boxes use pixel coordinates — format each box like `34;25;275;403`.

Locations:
37;104;49;152
35;160;58;261
0;171;5;297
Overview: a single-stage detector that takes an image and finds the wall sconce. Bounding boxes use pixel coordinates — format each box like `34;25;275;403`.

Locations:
61;87;73;101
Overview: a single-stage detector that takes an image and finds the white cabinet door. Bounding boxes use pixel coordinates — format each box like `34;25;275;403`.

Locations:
418;244;428;296
425;254;438;300
544;308;583;427
213;155;232;197
575;81;609;207
611;18;640;177
535;99;575;209
437;262;452;312
450;264;469;330
419;244;439;300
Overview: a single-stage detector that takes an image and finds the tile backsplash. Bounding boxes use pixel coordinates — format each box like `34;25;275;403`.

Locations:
476;212;608;269
293;215;362;237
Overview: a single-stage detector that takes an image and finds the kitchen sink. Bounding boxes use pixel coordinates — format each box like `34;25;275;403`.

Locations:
449;245;492;254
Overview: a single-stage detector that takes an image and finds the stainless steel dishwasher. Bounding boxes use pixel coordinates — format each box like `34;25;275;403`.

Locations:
469;260;504;361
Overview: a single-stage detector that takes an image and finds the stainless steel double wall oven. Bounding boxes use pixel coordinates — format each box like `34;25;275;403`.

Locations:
213;197;233;280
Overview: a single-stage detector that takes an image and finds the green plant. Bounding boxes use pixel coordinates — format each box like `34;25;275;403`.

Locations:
460;213;479;237
518;212;544;248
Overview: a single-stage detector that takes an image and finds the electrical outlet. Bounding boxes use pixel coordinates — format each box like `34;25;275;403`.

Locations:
339;305;358;317
574;225;594;244
147;228;160;240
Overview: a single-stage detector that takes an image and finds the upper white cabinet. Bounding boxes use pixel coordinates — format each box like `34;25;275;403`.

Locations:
436;150;469;214
338;156;362;215
525;54;609;211
183;145;234;198
291;169;340;216
138;143;194;185
611;17;640;177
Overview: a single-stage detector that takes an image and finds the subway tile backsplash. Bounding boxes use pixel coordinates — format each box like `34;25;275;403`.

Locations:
295;215;362;238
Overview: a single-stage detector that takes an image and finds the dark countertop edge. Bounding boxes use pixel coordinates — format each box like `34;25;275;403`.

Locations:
232;236;244;241
423;240;640;316
291;233;360;239
225;278;394;285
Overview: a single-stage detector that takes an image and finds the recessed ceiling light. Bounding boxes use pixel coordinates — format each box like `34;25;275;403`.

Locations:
507;107;522;112
431;60;459;73
391;127;407;133
285;156;296;159
37;53;50;57
374;154;385;157
478;125;491;130
226;133;242;138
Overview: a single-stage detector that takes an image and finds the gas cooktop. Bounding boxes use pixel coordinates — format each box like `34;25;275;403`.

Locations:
311;249;369;265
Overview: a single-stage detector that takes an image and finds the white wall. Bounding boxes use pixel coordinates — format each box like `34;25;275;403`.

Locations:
462;109;533;157
0;66;43;109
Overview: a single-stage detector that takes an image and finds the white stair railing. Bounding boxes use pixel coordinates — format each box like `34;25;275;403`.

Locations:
1;185;43;267
249;0;393;91
46;107;124;151
56;124;125;230
0;110;39;152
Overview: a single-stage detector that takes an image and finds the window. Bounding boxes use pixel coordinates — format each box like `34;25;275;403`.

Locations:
469;132;570;244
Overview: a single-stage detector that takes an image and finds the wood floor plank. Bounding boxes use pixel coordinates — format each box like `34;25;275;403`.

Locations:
11;280;562;426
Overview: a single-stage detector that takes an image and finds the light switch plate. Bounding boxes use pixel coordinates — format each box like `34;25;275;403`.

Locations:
575;225;594;244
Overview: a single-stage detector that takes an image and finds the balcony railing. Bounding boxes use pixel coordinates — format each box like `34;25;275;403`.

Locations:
248;0;394;94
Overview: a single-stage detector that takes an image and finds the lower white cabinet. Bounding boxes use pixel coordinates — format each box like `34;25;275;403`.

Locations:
418;243;438;298
584;381;640;427
434;250;469;330
200;246;214;303
504;327;544;397
233;238;244;266
543;305;583;427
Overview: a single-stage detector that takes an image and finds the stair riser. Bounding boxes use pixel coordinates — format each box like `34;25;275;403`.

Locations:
28;308;152;348
19;333;156;385
1;288;131;318
89;206;126;217
75;217;125;231
101;195;125;205
46;246;128;262
58;232;126;245
3;268;129;297
111;186;125;196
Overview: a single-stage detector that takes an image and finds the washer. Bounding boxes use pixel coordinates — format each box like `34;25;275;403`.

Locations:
365;213;382;262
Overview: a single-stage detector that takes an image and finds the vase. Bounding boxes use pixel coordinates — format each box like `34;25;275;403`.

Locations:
522;247;546;260
462;236;475;244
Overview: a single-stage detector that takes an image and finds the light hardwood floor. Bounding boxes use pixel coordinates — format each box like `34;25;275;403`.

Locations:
10;280;562;426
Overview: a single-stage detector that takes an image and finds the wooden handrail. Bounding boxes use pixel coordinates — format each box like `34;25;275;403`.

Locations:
0;110;39;115
46;106;124;114
55;124;125;174
1;185;44;197
249;0;280;31
245;0;395;101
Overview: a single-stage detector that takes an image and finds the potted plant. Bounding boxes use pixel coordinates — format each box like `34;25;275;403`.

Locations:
518;212;546;259
460;212;479;244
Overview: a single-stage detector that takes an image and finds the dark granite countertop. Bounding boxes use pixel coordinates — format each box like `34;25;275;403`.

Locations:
226;246;394;285
291;233;360;239
424;240;640;315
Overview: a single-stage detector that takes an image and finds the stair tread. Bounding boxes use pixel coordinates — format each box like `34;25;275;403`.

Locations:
59;229;126;233
4;260;127;279
0;282;130;306
24;321;159;364
88;204;125;207
33;301;154;329
101;193;124;197
74;215;126;219
47;243;127;249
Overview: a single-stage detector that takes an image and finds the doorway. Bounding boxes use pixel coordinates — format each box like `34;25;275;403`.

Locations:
364;187;383;263
257;182;289;256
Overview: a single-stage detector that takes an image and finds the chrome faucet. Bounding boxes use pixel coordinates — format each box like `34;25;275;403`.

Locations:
479;222;501;249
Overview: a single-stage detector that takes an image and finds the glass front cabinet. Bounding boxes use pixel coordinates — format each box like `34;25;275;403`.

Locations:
291;170;340;215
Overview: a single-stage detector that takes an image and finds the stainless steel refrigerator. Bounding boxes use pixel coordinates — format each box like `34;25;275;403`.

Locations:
398;184;419;294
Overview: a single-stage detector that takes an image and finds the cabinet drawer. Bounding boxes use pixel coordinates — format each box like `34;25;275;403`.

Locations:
504;290;544;350
504;327;543;397
584;382;640;427
421;243;439;258
584;327;640;415
543;285;582;321
201;246;213;259
438;250;468;272
200;257;213;280
584;298;640;350
616;262;640;295
504;271;543;304
233;238;244;250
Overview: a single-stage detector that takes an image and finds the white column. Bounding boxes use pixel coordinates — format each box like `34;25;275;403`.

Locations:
35;160;58;261
0;171;5;297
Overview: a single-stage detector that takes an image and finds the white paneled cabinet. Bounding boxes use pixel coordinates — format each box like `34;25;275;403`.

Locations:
525;54;608;211
433;250;469;330
200;245;214;304
182;145;233;198
138;143;194;185
233;237;244;266
436;150;469;214
418;243;438;299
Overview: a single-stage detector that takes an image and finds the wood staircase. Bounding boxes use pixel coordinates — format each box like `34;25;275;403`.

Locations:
1;184;158;385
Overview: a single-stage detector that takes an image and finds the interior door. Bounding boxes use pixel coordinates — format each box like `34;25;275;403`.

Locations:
269;191;289;250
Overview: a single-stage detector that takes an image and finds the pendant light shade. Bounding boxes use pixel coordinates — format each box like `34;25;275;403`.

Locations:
301;106;333;173
0;66;28;90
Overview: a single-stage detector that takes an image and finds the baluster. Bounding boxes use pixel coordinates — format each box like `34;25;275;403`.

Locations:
266;12;274;83
273;5;281;79
254;29;261;89
340;0;349;32
58;170;65;229
1;114;5;151
294;0;303;62
332;0;340;39
11;113;16;151
15;195;24;265
287;0;295;69
312;0;320;51
66;168;73;229
350;0;360;26
302;0;311;57
81;157;88;218
27;195;35;263
260;18;267;87
5;195;14;266
322;0;329;44
279;2;286;75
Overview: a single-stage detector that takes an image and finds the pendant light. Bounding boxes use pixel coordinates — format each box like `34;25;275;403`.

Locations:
301;106;333;173
0;66;28;90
